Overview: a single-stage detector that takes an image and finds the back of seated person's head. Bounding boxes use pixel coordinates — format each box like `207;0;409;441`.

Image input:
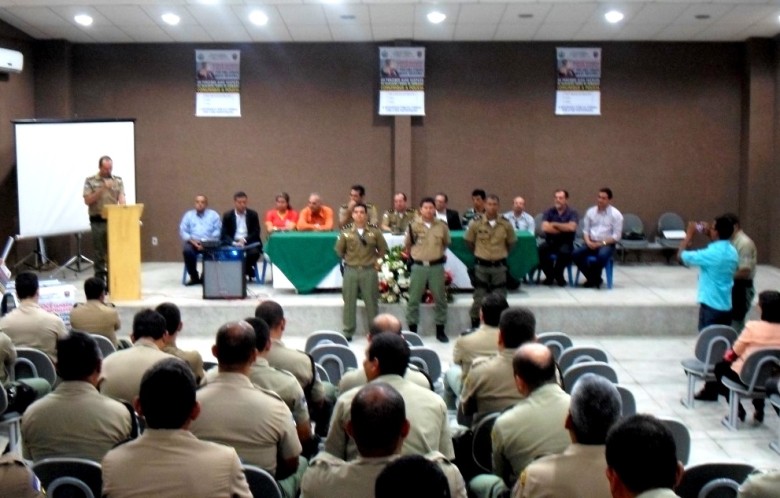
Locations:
57;330;100;381
84;277;107;300
375;455;451;498
132;309;167;341
15;272;38;300
481;292;509;328
713;215;734;240
368;313;403;339
244;317;271;351
350;382;406;455
367;333;410;377
254;300;284;329
500;307;536;349
605;414;680;496
154;302;181;335
215;321;256;368
138;358;196;430
759;290;780;323
513;343;556;391
569;373;622;445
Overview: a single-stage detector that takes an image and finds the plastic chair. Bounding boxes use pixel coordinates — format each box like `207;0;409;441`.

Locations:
617;213;648;262
16;347;57;386
721;348;780;430
558;346;609;374
574;255;614;289
769;394;780;455
472;412;500;473
534;253;574;287
562;361;618;394
409;346;443;386
304;331;350;353
675;463;755;498
537;332;573;361
314;362;330;384
402;331;424;347
308;343;358;385
680;325;738;408
0;385;22;452
656;212;686;248
616;385;636;417
32;457;103;498
90;334;116;358
659;417;691;465
242;464;283;498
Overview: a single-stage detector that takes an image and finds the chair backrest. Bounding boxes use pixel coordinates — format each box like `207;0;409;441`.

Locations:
562;361;618;394
616;385;636;417
314;362;330;384
675;463;755;498
621;213;646;239
534;213;545;238
16;348;57;386
304;331;350;353
243;464;283;498
694;325;738;366
402;331;424;347
409;347;442;384
308;344;358;385
32;457;103;498
558;346;609;374
14;357;39;381
536;332;573;361
657;212;685;235
658;417;691;465
472;412;500;473
738;348;780;391
90;334;116;358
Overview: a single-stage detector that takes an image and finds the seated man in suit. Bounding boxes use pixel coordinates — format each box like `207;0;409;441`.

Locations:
434;192;462;231
220;191;262;281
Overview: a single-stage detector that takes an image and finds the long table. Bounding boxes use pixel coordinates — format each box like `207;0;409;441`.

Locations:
265;230;538;294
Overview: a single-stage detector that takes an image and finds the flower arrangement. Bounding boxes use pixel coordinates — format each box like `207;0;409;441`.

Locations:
378;246;454;304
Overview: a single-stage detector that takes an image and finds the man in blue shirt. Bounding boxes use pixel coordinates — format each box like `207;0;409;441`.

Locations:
179;194;221;285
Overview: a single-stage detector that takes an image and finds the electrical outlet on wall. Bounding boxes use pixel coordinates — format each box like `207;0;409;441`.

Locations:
151;236;158;246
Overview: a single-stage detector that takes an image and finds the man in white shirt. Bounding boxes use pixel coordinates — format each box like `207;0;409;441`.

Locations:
503;197;535;233
572;188;623;289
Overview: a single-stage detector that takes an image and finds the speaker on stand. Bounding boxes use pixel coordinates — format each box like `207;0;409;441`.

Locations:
203;247;246;299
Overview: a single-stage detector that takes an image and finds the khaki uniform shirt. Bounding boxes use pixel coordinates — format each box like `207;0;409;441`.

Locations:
101;429;252;498
70;300;121;345
492;383;571;486
339;203;379;228
382;209;417;234
338;364;430;394
466;216;517;260
22;381;132;462
325;373;454;461
301;451;467;498
191;372;301;475
268;338;326;403
0;454;44;498
99;338;177;402
0;301;68;363
732;230;757;279
738;470;780;497
162;344;205;383
336;224;388;267
83;173;125;218
515;444;610;498
452;325;499;382
0;332;16;386
460;350;523;420
405;219;451;261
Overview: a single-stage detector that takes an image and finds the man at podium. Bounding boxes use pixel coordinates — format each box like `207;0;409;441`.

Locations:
83;155;126;284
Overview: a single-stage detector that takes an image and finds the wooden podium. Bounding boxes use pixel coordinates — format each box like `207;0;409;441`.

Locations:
102;204;144;301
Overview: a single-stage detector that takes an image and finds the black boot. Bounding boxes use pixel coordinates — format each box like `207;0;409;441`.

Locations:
436;324;449;343
408;324;418;333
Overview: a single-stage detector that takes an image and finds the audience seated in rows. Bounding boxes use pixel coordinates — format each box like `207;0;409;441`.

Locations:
70;277;121;346
156;302;205;384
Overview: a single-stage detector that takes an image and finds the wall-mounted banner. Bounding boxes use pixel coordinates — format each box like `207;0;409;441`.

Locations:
378;47;425;116
555;47;601;116
195;49;241;117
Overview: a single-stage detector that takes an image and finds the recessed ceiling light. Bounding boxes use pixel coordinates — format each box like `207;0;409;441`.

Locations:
249;10;268;26
74;14;93;26
161;13;180;26
694;14;711;20
604;10;624;24
518;14;534;19
427;11;446;24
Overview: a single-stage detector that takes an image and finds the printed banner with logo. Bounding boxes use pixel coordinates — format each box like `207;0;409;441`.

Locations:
378;47;425;116
195;50;241;117
555;47;601;116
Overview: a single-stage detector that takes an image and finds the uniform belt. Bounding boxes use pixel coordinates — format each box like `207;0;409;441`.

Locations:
89;215;106;223
475;257;507;267
412;257;445;267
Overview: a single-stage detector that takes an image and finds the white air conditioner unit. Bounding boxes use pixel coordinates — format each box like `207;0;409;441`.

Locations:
0;48;23;74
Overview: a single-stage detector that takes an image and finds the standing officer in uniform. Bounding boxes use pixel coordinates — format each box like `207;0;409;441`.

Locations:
339;185;379;228
83;155;125;284
465;194;516;329
405;197;451;343
336;203;388;341
381;192;417;234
